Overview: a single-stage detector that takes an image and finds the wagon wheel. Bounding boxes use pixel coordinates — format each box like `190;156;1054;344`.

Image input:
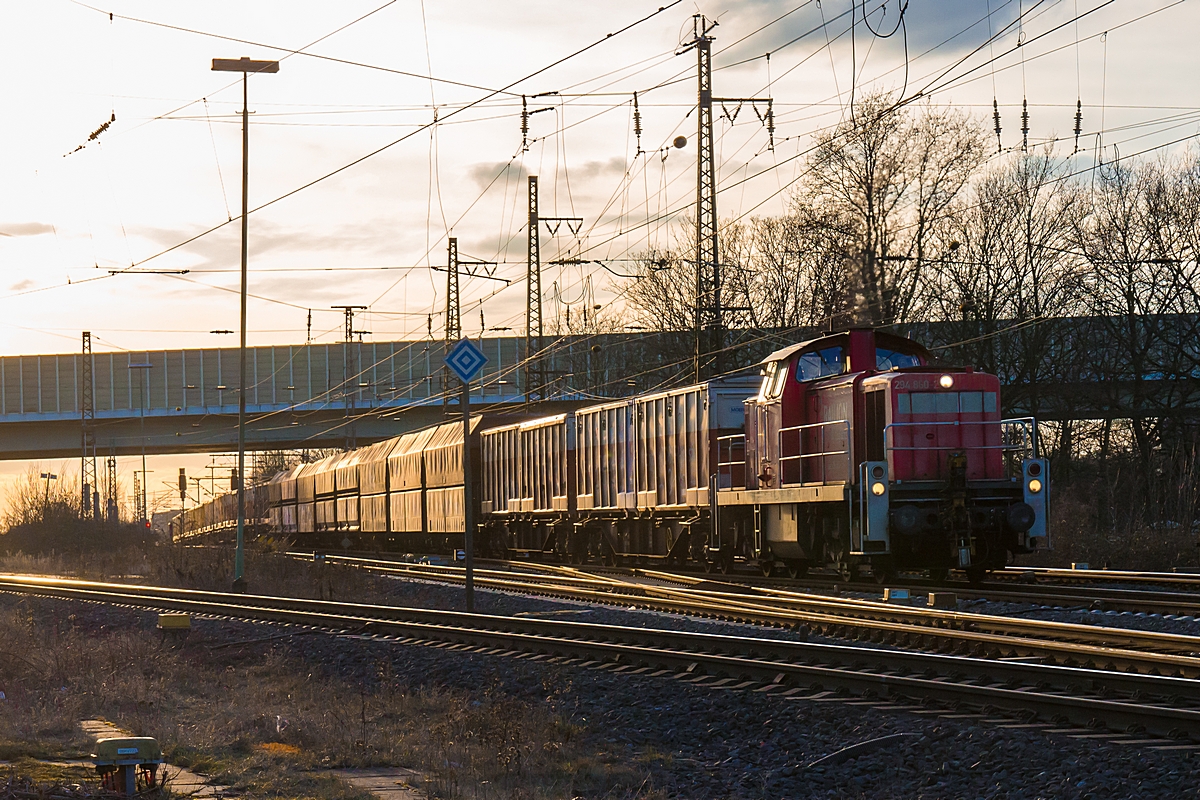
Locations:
785;560;809;579
761;560;776;578
928;567;950;584
965;566;987;586
838;561;860;583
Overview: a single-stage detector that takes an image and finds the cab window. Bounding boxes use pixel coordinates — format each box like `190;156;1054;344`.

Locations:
758;361;789;400
795;346;846;382
876;347;923;370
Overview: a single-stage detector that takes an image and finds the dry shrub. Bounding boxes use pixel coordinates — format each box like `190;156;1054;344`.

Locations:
0;600;654;800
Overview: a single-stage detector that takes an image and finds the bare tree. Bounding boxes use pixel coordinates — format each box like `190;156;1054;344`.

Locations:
799;91;988;324
721;214;848;330
3;467;80;530
1073;154;1200;502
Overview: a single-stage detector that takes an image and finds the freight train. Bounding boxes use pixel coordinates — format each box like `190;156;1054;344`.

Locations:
172;327;1049;581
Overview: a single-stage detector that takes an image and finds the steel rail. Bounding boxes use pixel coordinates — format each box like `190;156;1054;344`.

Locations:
662;568;1200;617
472;554;1200;616
3;574;1200;743
989;566;1200;589
308;556;1200;676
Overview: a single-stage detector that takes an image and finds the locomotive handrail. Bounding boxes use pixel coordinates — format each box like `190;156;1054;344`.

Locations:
778;419;851;487
716;434;746;491
883;418;1039;459
1001;416;1040;459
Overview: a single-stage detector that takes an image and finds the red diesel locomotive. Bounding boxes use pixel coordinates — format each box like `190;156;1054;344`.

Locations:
180;327;1049;582
712;327;1047;582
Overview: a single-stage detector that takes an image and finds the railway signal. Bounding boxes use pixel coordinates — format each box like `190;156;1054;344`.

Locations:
446;337;488;613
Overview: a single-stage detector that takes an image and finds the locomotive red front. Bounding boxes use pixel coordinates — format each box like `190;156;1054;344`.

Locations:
718;328;1048;581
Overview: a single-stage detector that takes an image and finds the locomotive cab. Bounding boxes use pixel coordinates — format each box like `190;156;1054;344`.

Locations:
730;328;1047;581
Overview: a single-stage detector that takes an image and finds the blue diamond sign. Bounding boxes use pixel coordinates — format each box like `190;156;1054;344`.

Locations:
445;337;488;383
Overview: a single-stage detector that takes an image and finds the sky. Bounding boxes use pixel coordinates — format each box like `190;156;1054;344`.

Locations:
0;0;1197;515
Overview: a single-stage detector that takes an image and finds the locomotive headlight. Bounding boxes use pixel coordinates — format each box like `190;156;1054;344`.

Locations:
1027;478;1043;494
871;481;886;496
939;374;955;389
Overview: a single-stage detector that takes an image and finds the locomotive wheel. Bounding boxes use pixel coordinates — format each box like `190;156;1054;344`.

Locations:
838;562;860;583
928;567;950;584
965;567;987;586
872;567;895;585
716;551;734;574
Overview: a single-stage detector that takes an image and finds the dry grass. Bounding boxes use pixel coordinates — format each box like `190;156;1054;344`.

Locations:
1016;480;1200;571
0;600;660;800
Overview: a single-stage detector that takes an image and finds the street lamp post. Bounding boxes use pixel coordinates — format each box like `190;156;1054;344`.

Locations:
39;472;57;509
211;56;279;592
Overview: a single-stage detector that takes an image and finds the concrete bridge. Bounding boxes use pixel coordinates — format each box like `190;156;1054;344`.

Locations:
1;318;1196;459
0;337;560;459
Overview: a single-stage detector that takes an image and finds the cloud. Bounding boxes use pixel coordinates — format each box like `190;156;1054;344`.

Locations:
572;157;629;182
0;222;54;237
8;279;35;291
467;160;528;190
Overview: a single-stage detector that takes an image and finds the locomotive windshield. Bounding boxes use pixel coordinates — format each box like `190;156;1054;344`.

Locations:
795;346;847;381
876;347;924;370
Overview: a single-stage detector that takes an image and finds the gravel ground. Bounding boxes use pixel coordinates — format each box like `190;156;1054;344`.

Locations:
955;599;1200;636
7;578;1200;800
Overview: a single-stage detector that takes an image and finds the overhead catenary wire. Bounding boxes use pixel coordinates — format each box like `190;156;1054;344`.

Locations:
11;0;1194;375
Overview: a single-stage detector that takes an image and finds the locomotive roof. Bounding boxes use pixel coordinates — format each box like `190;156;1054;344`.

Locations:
761;328;931;364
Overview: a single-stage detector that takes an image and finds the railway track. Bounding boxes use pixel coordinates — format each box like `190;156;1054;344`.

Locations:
635;566;1200;617
304;554;1200;678
987;565;1200;590
3;573;1200;746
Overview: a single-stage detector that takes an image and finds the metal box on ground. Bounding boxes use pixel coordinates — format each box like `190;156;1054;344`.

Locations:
93;737;164;795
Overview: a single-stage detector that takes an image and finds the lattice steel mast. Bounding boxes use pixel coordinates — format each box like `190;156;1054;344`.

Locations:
332;305;367;451
679;16;773;380
525;176;582;402
525;176;542;401
80;332;97;519
691;15;721;381
444;237;460;409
